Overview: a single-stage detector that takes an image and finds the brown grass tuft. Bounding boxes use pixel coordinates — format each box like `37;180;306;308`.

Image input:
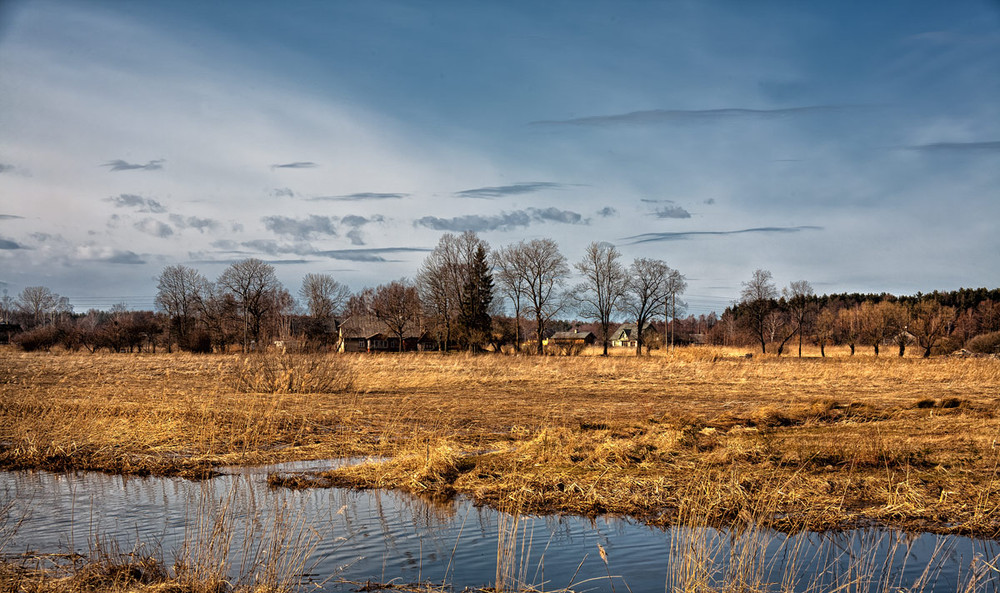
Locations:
2;347;1000;535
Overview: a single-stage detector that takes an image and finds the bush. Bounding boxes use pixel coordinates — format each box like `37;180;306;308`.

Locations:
228;353;357;393
179;330;213;353
12;325;62;352
967;331;1000;355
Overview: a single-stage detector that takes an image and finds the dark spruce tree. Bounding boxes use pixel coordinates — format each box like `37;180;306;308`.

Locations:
459;244;494;351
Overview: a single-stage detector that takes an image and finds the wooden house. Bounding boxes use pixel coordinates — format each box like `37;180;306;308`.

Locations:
544;329;596;348
610;322;653;348
337;315;434;352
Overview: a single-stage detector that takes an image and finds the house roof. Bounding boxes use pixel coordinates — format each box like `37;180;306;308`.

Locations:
611;322;654;340
550;330;595;341
338;314;424;339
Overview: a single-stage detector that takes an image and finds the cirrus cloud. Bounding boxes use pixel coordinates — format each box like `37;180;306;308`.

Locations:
101;159;164;171
415;207;586;232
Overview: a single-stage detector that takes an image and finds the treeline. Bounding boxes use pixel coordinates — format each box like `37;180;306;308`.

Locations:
1;232;689;354
2;233;998;357
714;269;1000;357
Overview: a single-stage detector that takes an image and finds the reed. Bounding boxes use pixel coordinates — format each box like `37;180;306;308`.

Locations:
2;347;999;535
0;482;320;593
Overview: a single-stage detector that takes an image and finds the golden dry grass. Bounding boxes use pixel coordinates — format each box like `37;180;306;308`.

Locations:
2;345;999;536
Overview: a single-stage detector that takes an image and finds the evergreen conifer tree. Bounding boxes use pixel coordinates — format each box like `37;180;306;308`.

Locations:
459;244;494;350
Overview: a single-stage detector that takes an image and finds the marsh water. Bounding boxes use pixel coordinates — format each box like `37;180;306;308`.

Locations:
2;461;998;592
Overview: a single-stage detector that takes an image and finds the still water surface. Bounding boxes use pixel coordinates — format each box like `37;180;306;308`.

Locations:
2;461;998;592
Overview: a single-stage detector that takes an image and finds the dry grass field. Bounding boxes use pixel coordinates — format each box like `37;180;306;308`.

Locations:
2;345;999;538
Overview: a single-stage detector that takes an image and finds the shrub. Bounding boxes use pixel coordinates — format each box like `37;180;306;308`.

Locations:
228;353;356;393
12;325;62;352
179;330;213;353
967;331;1000;355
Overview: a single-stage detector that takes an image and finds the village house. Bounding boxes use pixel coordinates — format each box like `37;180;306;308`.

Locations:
609;322;653;348
336;315;434;353
543;328;596;353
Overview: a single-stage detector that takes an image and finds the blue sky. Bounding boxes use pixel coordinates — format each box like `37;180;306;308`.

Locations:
1;1;998;314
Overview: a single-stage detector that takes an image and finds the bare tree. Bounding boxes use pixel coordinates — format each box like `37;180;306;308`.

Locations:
859;300;896;356
417;232;488;351
345;287;375;319
784;280;815;357
887;302;911;357
574;242;627;356
493;243;530;352
836;305;862;355
299;273;350;320
299;273;349;346
1;289;13;324
417;258;453;351
769;308;798;356
15;286;71;327
738;269;778;353
514;238;569;354
624;258;670;356
155;265;209;348
217;258;283;352
371;279;422;352
191;281;237;352
664;268;687;350
911;300;956;358
814;306;837;357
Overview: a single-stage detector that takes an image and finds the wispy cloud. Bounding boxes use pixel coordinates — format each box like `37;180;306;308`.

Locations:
271;161;317;169
531;105;865;127
262;215;337;239
260;214;384;244
621;226;823;245
654;205;692;219
0;237;23;250
241;239;315;256
313;247;431;262
455;182;568;199
596;207;617;217
345;229;365;245
533;207;585;224
415;207;586;232
907;141;1000;153
308;192;409;202
105;194;167;213
169;214;220;232
134;218;174;238
0;164;15;174
0;214;25;220
340;215;384;245
270;187;296;198
102;159;164;172
210;239;240;250
105;250;146;264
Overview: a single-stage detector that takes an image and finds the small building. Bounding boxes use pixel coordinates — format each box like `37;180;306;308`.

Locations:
544;329;596;347
610;322;652;348
337;315;434;353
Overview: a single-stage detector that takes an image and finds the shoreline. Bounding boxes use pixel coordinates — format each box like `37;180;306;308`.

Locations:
2;348;999;539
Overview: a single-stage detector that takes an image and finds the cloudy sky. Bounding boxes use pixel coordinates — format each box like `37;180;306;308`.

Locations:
1;1;998;314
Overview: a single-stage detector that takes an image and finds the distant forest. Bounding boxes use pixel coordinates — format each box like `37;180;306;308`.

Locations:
2;232;999;357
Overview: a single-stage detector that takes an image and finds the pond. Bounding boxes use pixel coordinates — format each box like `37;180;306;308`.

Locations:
2;461;998;592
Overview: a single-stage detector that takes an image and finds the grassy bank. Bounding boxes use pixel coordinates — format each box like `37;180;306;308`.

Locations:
2;346;999;535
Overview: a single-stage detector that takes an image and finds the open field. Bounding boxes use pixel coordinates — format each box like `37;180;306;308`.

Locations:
2;346;1000;536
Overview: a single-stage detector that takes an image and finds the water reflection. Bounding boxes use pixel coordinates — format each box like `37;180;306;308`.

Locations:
1;464;998;592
